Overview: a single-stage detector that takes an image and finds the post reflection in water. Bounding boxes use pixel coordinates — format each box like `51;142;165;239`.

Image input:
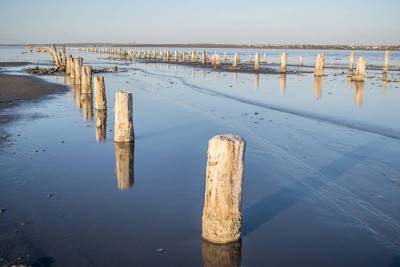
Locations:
202;240;241;267
354;81;364;108
71;81;82;110
314;76;323;100
81;94;93;120
95;110;107;142
114;142;134;190
233;71;238;86
254;73;260;89
382;74;388;96
279;73;286;95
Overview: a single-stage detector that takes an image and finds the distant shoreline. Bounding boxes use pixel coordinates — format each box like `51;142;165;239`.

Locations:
0;43;399;51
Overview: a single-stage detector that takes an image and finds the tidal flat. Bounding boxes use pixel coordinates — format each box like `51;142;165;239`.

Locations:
0;46;400;266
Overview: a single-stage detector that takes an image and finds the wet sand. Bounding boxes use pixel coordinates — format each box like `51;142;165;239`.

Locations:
0;73;68;142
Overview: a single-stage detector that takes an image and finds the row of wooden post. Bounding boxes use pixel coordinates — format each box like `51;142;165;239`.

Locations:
85;46;391;82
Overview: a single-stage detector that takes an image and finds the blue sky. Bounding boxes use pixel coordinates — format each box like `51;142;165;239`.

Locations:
0;0;399;44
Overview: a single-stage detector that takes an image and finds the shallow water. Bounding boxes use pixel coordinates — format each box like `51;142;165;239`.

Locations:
1;46;400;266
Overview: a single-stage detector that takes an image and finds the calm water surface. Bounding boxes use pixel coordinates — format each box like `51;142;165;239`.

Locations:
0;46;400;266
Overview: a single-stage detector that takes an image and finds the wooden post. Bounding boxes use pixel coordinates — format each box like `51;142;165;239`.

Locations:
224;52;228;62
280;52;287;73
81;65;93;94
174;50;178;61
202;51;207;64
74;57;83;84
314;53;324;77
202;134;245;244
114;142;134;189
353;57;366;82
349;51;354;71
60;45;66;66
383;50;389;74
94;76;107;110
215;53;221;66
70;57;76;79
299;56;304;67
66;55;72;75
254;53;260;72
114;91;134;142
232;52;239;68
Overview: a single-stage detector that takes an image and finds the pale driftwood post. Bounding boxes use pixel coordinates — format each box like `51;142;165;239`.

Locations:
314;53;324;77
61;45;66;66
254;53;260;72
224;52;228;62
202;134;245;244
70;57;76;79
202;51;207;64
353;57;366;82
81;65;92;94
74;57;83;84
299;56;304;67
232;52;239;68
349;51;354;71
94;76;107;110
174;50;178;62
114;142;134;190
280;52;287;73
383;50;389;74
114;91;134;142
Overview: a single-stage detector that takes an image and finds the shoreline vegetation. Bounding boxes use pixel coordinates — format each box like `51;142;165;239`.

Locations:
0;43;399;51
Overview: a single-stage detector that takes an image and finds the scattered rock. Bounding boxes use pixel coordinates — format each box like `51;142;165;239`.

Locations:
0;208;6;214
157;248;165;253
48;193;54;197
23;66;59;75
60;141;65;143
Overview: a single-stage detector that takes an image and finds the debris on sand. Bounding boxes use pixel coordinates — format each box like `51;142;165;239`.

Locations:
23;66;60;75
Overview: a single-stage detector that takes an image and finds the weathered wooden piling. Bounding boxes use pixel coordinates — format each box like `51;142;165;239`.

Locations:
114;142;134;190
232;53;239;68
314;53;324;77
254;53;260;71
81;65;92;94
202;51;207;64
348;51;354;71
94;76;107;110
74;57;83;84
352;57;366;82
299;56;304;66
383;50;389;74
280;52;287;73
224;52;228;62
202;134;245;244
114;91;134;142
70;57;76;79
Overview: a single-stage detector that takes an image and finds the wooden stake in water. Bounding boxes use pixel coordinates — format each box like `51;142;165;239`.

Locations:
314;53;324;77
81;65;93;94
383;50;389;74
353;57;366;82
114;91;134;142
254;53;260;72
299;56;304;67
348;51;354;71
232;52;239;68
202;134;245;244
94;76;107;110
74;57;83;84
280;52;287;73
